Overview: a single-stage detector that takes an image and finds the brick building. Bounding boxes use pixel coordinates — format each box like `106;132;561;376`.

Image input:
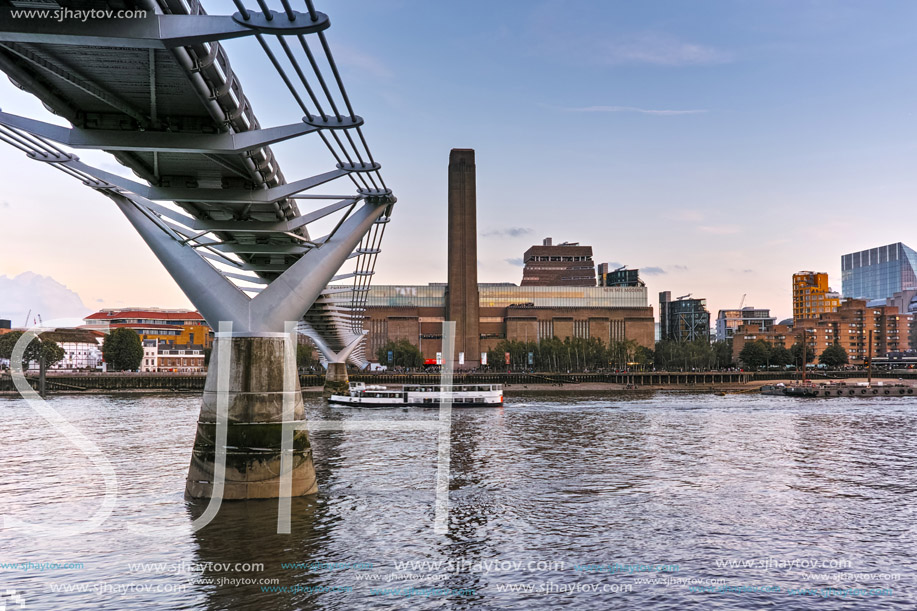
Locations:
521;238;596;287
82;308;213;348
360;149;654;368
732;299;913;365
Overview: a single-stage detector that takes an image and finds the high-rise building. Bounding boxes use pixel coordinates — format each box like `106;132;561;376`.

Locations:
715;307;776;342
841;242;917;301
446;149;481;367
521;238;596;286
792;271;840;320
659;292;710;342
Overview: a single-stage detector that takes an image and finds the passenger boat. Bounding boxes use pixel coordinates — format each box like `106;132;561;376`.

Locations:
329;382;504;408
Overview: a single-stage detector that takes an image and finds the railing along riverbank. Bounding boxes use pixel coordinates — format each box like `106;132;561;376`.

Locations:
1;369;914;394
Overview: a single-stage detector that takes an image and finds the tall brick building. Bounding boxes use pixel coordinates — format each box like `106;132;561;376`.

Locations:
359;149;654;368
521;238;597;286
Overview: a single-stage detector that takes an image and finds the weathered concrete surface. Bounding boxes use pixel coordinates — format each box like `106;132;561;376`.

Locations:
186;336;317;500
323;362;349;398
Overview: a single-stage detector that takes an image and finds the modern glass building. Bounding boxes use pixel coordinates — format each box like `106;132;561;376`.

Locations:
360;283;649;309
841;242;917;301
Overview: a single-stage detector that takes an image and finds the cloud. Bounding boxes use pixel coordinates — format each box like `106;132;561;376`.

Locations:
0;200;9;208
96;298;104;303
642;267;666;275
674;210;703;222
561;105;706;116
483;227;533;238
0;272;90;326
505;258;525;267
697;225;740;235
334;43;393;79
600;33;731;66
671;265;689;272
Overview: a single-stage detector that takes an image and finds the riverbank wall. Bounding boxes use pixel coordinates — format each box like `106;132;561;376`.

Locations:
2;370;914;396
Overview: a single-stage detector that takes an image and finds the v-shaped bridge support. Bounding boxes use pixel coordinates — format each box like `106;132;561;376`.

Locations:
108;190;387;333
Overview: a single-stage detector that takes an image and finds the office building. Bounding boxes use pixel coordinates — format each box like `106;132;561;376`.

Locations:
715;307;776;342
842;242;917;301
792;271;840;320
659;292;710;342
521;238;596;287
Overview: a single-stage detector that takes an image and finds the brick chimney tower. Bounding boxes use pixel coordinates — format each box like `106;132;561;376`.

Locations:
446;149;480;368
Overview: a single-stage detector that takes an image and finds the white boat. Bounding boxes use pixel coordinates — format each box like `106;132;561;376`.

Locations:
329;382;503;408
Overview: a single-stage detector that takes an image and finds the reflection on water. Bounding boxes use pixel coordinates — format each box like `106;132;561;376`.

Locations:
1;392;916;610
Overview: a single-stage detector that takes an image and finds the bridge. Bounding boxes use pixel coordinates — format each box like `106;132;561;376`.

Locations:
0;0;395;499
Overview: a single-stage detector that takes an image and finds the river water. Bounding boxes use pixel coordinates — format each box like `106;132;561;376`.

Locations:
0;392;915;610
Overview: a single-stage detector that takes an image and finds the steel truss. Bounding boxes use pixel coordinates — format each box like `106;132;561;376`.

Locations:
0;0;393;367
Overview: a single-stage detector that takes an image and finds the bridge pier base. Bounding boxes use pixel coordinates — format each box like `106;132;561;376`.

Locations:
186;334;317;500
323;362;349;398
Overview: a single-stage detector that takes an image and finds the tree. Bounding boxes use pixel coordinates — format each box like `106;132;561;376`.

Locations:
375;339;423;369
770;345;793;367
712;340;733;369
102;328;144;371
819;343;849;369
791;341;816;365
0;330;65;369
738;340;771;369
296;344;316;369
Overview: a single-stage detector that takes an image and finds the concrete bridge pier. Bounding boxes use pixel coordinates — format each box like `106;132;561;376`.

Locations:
323;362;350;399
186;333;317;500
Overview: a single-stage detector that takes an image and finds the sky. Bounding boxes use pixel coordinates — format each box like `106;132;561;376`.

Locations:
2;0;917;325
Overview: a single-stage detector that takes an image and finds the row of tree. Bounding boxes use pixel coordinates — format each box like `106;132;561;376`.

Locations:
0;328;148;371
373;336;857;372
738;339;848;369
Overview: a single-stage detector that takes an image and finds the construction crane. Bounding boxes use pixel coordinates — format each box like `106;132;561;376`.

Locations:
739;293;746;309
676;294;692;301
23;309;30;327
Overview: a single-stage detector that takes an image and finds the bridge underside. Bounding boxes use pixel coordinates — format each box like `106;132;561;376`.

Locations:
0;0;395;498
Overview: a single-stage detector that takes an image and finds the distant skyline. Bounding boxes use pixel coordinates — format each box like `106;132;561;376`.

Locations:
2;0;917;323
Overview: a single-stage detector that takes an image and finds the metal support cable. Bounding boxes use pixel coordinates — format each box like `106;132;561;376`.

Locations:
296;35;343;120
0;125;50;156
55;164;95;184
276;35;327;120
256;0;273;20
0;130;40;155
279;0;297;21
232;0;251;20
343;129;366;167
256;34;313;120
317;32;356;120
6;125;66;157
355;127;376;165
329;130;355;165
304;0;318;21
